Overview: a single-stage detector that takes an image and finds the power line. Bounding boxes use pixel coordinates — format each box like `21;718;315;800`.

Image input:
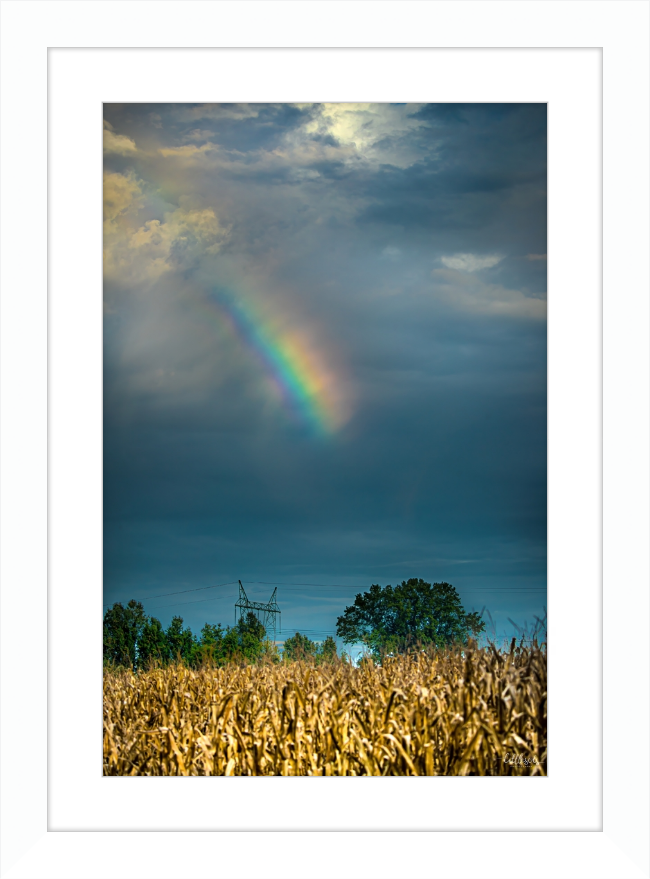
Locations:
103;581;237;607
103;579;546;607
244;581;364;589
148;596;230;612
244;581;546;592
281;626;340;631
104;580;547;614
274;587;547;594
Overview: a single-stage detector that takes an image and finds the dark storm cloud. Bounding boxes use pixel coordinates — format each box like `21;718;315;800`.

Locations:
103;103;547;642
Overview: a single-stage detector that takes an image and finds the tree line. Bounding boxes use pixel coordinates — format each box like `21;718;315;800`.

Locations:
103;578;485;670
103;601;338;670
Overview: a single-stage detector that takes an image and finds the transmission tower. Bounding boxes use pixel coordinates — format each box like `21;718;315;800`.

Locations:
234;581;281;643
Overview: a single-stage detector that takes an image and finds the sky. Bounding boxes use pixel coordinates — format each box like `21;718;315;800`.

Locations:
103;103;547;648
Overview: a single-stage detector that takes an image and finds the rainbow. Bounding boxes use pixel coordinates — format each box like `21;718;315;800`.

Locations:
207;289;349;435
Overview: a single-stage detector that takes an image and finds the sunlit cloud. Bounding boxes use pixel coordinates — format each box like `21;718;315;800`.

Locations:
103;119;138;155
440;253;504;272
303;102;431;168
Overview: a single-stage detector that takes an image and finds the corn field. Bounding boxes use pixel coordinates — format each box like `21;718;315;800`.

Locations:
103;642;546;775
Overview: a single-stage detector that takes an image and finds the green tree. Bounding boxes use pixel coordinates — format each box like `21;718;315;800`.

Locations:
138;615;169;668
318;635;338;664
207;613;267;664
282;633;338;664
165;616;196;664
465;611;486;639
235;612;267;662
103;600;147;669
190;622;226;667
221;626;242;662
283;631;318;662
336;579;485;659
199;622;225;647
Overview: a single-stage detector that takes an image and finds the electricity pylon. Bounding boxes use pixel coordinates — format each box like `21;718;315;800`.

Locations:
234;581;281;643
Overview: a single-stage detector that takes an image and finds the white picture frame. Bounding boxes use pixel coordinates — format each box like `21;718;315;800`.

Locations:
1;2;648;877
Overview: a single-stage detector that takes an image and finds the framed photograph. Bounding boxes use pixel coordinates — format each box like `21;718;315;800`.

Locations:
1;2;648;878
101;94;549;776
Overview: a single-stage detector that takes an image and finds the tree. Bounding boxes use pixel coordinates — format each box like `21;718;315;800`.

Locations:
318;635;338;664
138;615;169;668
336;579;486;659
200;613;268;664
465;611;486;639
283;631;318;662
103;600;147;669
199;622;224;648
165;616;196;664
189;622;225;667
235;611;267;662
283;633;338;664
